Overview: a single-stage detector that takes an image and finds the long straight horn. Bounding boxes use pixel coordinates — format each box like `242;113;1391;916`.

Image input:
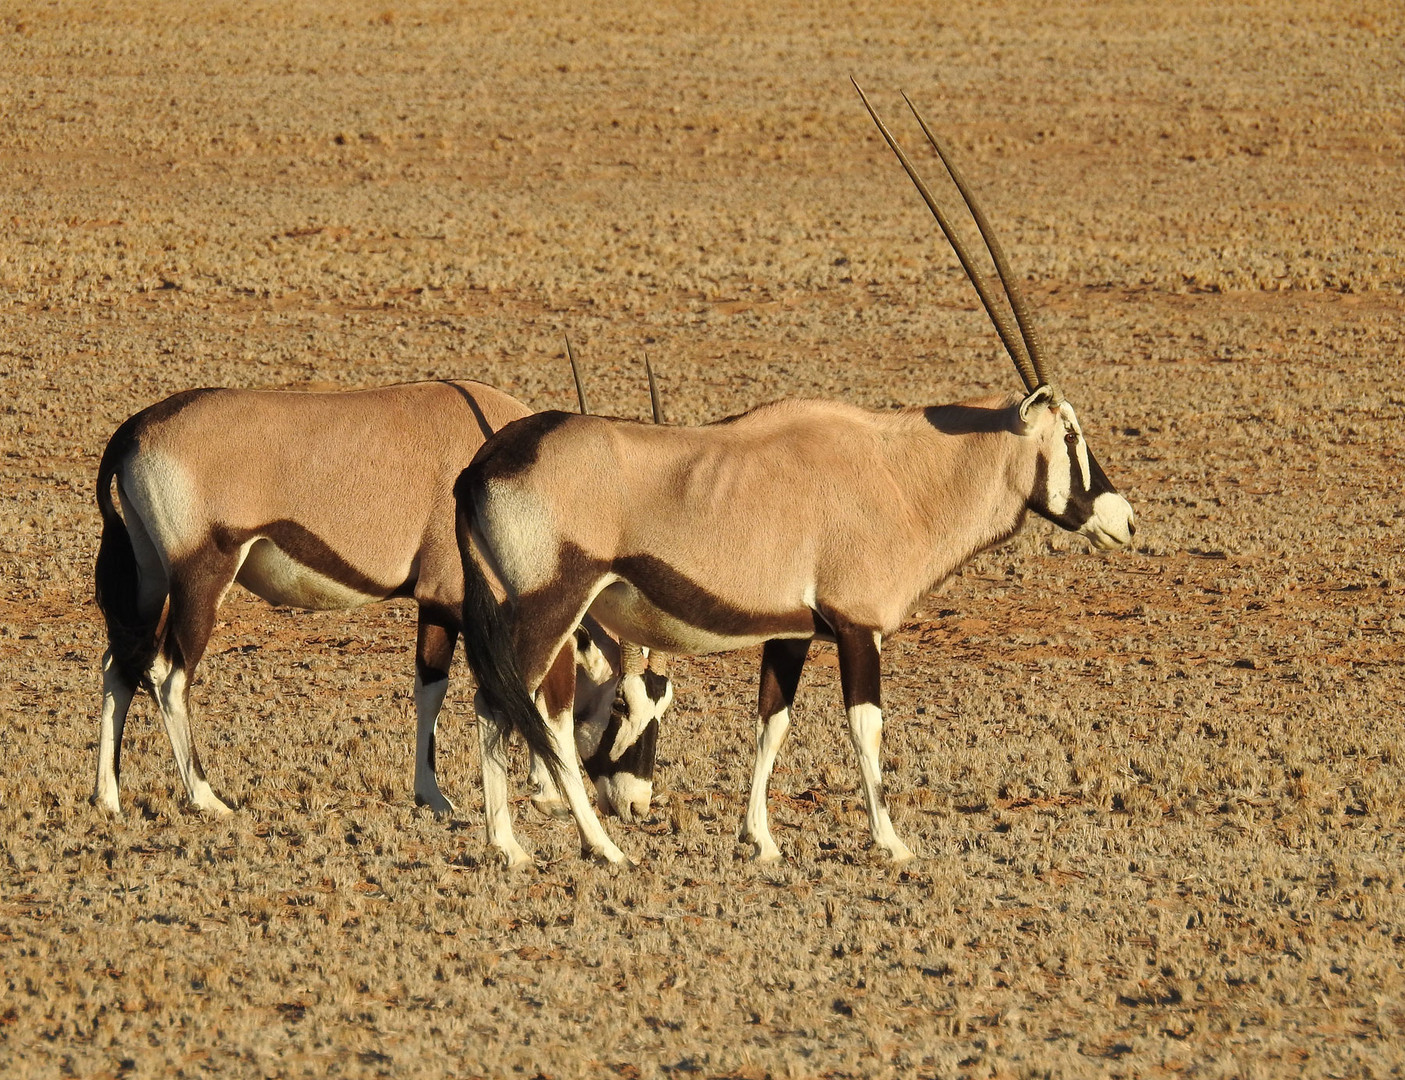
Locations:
644;353;664;424
902;92;1050;391
565;334;590;414
851;78;1042;395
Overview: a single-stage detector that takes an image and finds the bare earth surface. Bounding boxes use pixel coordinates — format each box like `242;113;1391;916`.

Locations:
2;2;1404;1077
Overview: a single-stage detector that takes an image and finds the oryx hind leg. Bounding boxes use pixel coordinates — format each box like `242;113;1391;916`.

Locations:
474;582;626;867
94;504;168;816
475;688;531;868
528;749;572;820
149;553;239;815
834;623;914;863
413;608;458;818
95;651;137;815
527;628;601;822
536;642;627;864
742;638;810;862
473;644;625;867
506;586;627;865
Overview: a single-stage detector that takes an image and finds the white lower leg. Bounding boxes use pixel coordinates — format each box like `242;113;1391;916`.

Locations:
528;748;569;819
153;664;231;814
475;694;530;868
742;708;791;862
544;710;626;864
94;651;134;815
413;674;454;816
847;703;914;862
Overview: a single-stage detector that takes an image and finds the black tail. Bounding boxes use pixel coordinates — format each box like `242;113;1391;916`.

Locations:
453;471;566;786
94;417;162;690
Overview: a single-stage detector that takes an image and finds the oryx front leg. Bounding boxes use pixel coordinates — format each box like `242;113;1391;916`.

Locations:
537;644;627;865
94;649;136;815
835;624;914;863
413;613;457;818
474;690;532;868
742;638;810;862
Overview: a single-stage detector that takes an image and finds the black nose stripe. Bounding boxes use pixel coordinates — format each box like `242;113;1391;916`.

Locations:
643;669;670;704
583;718;659;783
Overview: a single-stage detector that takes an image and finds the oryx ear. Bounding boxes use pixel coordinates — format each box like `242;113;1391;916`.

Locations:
1018;384;1056;427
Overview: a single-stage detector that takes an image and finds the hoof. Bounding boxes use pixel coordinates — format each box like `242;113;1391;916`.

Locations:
91;790;122;816
530;796;572;821
583;843;629;867
883;842;917;864
414;792;456;821
740;832;782;863
194;794;234;816
494;843;534;870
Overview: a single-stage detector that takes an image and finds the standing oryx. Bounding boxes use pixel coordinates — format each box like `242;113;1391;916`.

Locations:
94;376;673;820
453;85;1135;867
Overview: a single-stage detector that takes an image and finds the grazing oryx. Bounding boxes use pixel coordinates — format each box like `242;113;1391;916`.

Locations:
454;85;1136;867
94;376;673;820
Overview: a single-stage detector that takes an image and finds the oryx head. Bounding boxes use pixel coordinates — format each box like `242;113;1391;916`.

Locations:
575;635;673;822
856;80;1135;552
1018;386;1135;549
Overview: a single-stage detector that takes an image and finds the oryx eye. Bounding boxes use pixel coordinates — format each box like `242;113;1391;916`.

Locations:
1064;431;1078;446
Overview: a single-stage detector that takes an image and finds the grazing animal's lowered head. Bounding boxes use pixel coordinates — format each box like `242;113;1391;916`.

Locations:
572;631;673;822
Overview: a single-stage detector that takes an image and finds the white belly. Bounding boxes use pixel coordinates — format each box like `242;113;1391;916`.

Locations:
587;580;810;656
235;538;385;610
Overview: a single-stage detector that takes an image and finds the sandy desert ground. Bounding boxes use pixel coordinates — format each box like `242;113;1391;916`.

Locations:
2;1;1403;1076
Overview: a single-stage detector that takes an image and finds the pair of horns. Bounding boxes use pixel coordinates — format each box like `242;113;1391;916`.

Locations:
617;639;670;678
852;79;1052;397
563;337;668;678
565;335;665;423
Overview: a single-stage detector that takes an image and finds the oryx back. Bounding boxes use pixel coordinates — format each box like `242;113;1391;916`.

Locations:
112;382;529;612
472;397;1041;650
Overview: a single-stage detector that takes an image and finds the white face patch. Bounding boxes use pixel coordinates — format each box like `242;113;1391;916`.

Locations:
1044;424;1072;517
1071;434;1091;493
1059;402;1092;493
1041;403;1095;516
